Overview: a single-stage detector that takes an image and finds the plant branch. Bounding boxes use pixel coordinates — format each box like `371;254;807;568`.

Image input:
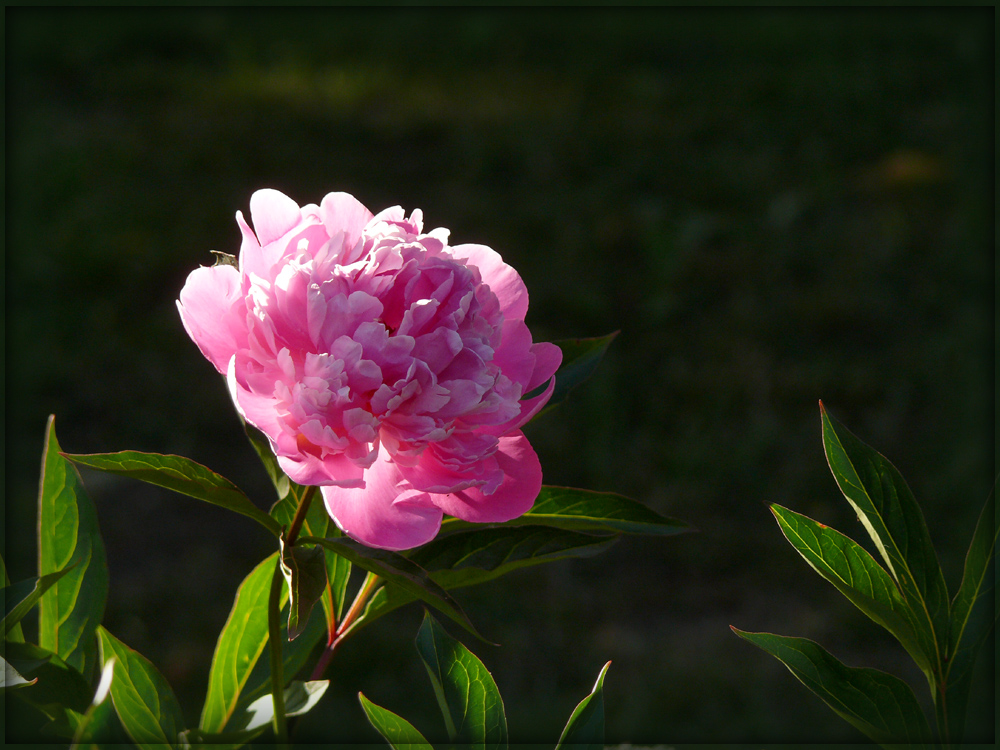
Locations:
284;485;317;548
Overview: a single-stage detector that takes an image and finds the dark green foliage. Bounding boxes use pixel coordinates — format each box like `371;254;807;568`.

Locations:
735;406;996;747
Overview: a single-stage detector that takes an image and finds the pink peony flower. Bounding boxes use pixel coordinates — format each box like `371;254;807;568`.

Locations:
178;189;561;550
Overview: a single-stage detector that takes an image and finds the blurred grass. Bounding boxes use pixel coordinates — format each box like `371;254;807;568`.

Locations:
5;7;994;744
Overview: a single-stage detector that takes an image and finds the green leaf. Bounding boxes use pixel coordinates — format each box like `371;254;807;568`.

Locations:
1;554;25;642
200;552;279;733
535;332;618;415
442;486;691;537
96;626;186;749
359;692;433;749
819;404;949;678
415;525;617;590
3;565;76;636
555;661;610;750
948;491;998;658
300;535;486;644
271;485;352;631
70;657;117;747
279;537;327;640
769;504;931;674
356;526;617;636
234;601;326;720
941;493;998;743
1;640;92;713
64;449;281;538
414;610;507;746
244;421;291;500
37;415;109;680
2;640;123;744
200;552;327;734
732;628;932;747
2;654;37;689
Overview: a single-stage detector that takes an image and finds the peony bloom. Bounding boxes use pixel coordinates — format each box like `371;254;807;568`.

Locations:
178;189;560;550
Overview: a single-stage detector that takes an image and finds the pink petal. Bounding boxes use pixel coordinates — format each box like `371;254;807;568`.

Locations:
320;192;374;261
491;320;535;389
429;432;541;523
226;359;366;488
177;264;246;373
526;341;562;391
277;450;365;489
249;189;303;245
322;444;443;550
449;243;529;322
226;358;285;438
396;439;498;494
482;340;562;436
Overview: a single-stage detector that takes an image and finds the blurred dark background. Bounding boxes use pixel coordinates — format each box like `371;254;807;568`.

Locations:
5;7;994;745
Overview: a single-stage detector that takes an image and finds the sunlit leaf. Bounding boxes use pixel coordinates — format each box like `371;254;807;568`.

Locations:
242;680;329;732
733;628;932;747
555;661;610;750
70;657;117;748
200;553;278;733
96;626;186;749
442;486;691;536
64;449;280;538
770;503;931;674
535;332;618;415
301;535;486;643
414;610;507;746
359;692;433;749
3;565;76;636
2;654;37;689
235;603;326;719
279;536;327;640
200;552;326;734
820;404;948;680
38;415;109;680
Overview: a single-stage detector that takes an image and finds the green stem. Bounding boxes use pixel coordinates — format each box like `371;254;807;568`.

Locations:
284;485;317;548
935;682;950;749
268;557;289;748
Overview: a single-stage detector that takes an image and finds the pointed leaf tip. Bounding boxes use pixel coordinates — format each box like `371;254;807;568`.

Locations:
555;660;609;750
734;629;932;745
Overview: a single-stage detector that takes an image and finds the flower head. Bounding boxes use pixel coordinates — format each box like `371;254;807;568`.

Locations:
178;189;560;549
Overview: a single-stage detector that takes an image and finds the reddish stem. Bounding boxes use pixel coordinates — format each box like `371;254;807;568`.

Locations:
309;572;380;681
